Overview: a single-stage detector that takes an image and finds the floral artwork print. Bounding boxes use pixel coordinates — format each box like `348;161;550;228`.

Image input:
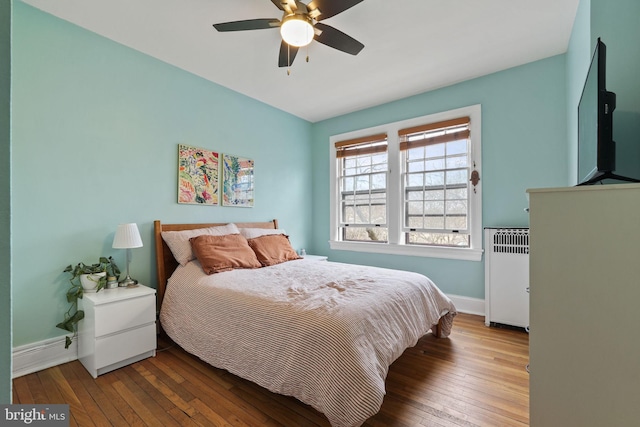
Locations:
222;154;254;207
178;144;219;205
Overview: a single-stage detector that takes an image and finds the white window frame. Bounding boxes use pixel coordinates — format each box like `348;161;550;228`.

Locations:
329;104;483;261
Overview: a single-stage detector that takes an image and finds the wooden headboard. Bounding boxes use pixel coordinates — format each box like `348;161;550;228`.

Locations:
154;219;279;306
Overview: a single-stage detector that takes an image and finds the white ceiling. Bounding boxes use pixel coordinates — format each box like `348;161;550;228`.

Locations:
22;0;579;123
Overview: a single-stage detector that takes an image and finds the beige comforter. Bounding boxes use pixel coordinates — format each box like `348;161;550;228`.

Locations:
160;259;456;427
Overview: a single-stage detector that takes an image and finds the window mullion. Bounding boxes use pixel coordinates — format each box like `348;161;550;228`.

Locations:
386;132;402;245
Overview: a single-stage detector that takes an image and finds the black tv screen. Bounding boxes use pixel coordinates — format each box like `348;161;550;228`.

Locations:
577;38;616;185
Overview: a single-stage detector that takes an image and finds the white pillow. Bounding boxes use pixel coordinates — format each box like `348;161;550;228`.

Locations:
239;228;286;239
162;223;240;266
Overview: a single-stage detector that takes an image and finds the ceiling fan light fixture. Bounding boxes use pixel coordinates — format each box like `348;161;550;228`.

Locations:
280;15;314;47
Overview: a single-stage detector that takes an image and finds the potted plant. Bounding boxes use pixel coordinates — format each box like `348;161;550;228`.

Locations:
57;256;120;348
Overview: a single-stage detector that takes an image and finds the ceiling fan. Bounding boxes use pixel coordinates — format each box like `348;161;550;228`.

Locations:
213;0;365;68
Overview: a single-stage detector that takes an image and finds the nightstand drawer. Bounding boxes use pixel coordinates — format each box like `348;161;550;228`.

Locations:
94;295;155;337
94;323;156;368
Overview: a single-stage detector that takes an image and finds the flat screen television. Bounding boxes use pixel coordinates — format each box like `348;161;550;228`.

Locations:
577;38;638;185
577;38;616;185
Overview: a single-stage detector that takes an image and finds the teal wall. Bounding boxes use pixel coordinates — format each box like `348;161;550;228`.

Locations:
1;0;12;404
11;2;312;347
310;55;568;299
590;0;640;181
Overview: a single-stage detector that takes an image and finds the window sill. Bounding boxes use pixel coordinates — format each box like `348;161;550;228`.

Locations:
329;240;483;261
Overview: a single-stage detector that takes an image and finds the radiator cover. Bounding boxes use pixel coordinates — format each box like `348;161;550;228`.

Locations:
484;228;529;328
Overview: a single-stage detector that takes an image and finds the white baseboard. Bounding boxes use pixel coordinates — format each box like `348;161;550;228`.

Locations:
447;294;485;317
12;336;77;378
12;296;485;378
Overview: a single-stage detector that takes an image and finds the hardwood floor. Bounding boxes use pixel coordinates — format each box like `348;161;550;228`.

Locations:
12;313;529;426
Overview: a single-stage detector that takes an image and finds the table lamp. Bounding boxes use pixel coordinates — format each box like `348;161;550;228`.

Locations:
112;223;143;287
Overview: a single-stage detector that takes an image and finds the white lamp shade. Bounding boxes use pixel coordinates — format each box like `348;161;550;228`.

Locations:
112;223;143;249
280;16;314;47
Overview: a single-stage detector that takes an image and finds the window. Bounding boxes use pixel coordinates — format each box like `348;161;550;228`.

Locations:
400;117;471;248
336;133;388;243
329;105;482;261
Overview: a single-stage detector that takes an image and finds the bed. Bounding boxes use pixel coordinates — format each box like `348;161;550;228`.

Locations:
155;219;456;427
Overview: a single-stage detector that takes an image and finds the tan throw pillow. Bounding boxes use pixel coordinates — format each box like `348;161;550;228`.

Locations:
190;234;261;274
248;234;302;267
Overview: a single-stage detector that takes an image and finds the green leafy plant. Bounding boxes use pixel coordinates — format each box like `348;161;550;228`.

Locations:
57;256;120;348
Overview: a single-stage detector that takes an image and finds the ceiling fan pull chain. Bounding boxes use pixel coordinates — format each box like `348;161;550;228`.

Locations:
287;44;291;75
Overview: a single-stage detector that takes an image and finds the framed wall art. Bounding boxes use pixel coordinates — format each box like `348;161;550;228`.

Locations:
222;153;254;207
177;144;219;205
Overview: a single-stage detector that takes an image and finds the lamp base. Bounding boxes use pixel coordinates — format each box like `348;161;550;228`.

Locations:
118;275;138;287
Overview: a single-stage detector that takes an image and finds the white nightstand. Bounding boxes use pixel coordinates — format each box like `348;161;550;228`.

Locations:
301;254;328;261
78;284;156;378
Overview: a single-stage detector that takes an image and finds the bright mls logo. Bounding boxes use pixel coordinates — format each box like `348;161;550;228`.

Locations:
1;405;69;426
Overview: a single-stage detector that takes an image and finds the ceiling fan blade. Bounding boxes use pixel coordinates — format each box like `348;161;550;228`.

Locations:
213;19;280;32
278;41;299;67
307;0;364;21
314;22;364;55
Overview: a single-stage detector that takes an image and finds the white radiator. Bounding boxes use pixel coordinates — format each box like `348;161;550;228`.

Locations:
484;228;529;328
